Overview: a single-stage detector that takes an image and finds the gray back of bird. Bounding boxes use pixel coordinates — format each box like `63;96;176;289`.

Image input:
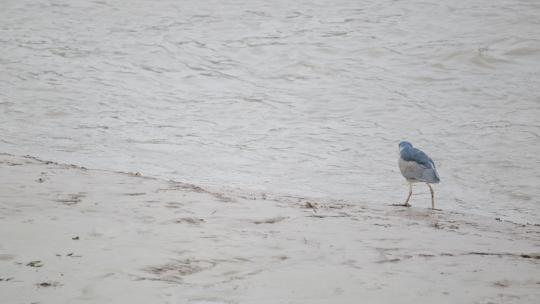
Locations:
399;144;440;184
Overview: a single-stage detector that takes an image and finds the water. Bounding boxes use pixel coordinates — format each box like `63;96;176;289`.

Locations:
1;0;539;223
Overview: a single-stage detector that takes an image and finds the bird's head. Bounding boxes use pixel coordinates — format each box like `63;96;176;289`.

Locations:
398;141;412;151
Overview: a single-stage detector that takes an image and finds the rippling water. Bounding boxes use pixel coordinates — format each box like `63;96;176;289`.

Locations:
1;0;539;223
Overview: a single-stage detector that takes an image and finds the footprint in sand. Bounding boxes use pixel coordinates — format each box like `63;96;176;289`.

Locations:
54;192;86;206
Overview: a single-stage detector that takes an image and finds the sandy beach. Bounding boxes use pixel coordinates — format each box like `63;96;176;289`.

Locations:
2;0;540;303
1;153;538;303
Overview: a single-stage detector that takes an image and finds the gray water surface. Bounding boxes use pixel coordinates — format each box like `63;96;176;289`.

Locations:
1;0;539;223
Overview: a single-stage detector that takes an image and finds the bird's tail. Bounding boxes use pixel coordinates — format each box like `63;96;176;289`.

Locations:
423;168;440;184
432;169;440;184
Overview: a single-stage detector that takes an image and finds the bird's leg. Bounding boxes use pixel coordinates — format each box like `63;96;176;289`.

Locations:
426;183;440;210
404;182;412;206
392;183;412;207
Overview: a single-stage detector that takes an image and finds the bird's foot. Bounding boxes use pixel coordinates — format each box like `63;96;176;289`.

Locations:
430;208;442;211
391;203;411;207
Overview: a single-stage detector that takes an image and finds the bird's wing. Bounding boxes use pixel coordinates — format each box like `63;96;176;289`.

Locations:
400;147;435;169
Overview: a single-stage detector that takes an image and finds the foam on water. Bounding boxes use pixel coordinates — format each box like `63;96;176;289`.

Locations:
1;0;539;223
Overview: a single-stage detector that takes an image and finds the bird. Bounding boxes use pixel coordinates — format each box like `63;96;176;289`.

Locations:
394;141;440;209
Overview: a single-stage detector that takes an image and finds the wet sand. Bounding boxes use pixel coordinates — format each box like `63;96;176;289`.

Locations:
1;153;539;303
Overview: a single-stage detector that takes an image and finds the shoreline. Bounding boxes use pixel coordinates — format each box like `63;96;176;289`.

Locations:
3;152;538;227
1;153;539;303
